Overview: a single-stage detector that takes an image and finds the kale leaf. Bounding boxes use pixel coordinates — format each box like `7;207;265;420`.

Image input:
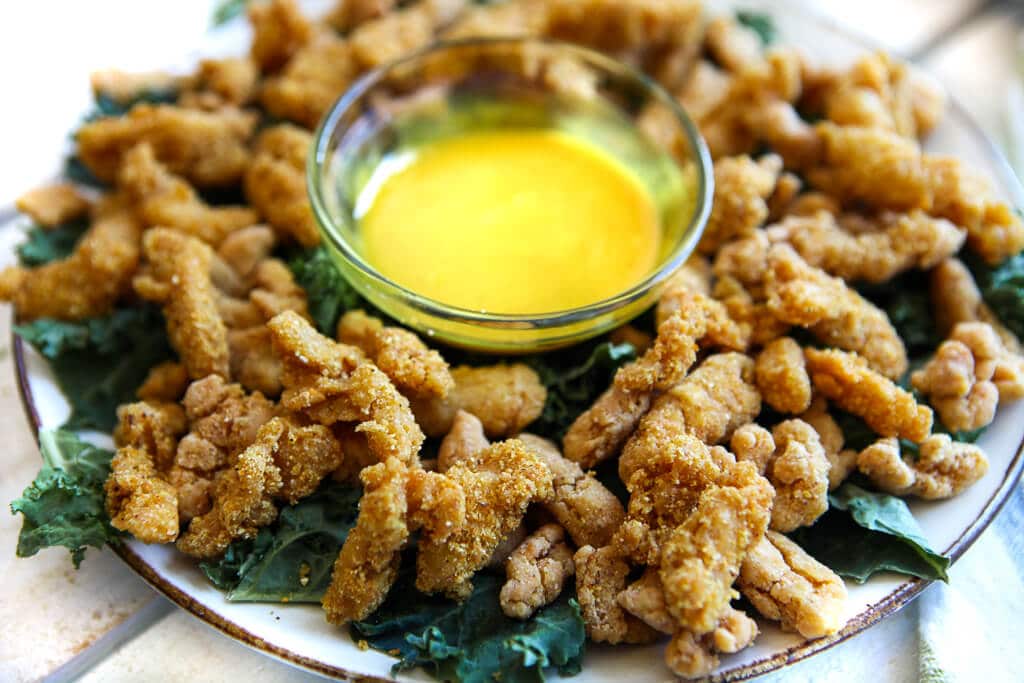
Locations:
969;251;1024;340
288;247;365;334
200;482;361;602
791;483;950;583
736;10;776;46
524;341;637;441
14;306;174;431
17;218;89;267
212;0;252;27
352;569;585;683
10;429;120;567
857;271;941;362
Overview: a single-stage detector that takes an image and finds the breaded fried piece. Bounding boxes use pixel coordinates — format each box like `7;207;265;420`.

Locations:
437;410;489;472
805;348;932;441
698;154;781;255
137;361;190;403
260;32;356;128
16;183;91;227
609;324;653;353
328;0;398;31
665;607;759;679
264;416;345;504
500;524;575;619
712;230;770;292
949;321;1024;401
228;326;284;397
712;274;792;348
180;57;259;109
117;143;258;245
416;440;553;599
244;125;319;246
755;337;812;414
807;124;1024;265
443;0;549;39
248;0;313;72
911;336;998;433
268;311;424;463
705;15;763;72
857;434;989;500
177;429;284;558
662;352;762;446
738;531;847;638
657;278;747;351
323;458;409;624
217;225;277;280
766;209;964;284
574;545;660;644
766;420;829;532
412;363;546;438
114;401;186;472
617;568;675;634
930;258;1021;352
350;0;467;70
105;446;179;544
518;433;626;548
133;228;230;379
338;310;454;399
659;461;772;634
546;0;702;53
0;198;141;320
564;312;705;468
800;396;855;491
766;244;908;379
767;171;803;222
248;259;309;322
77;104;256;188
729;423;775;474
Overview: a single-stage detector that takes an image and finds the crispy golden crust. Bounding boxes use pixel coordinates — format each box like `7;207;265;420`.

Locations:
546;0;702;53
518;433;626;548
267;416;345;504
755;337;812;414
911;337;998;433
244;125;319;246
15;183;91;227
437;409;489;472
564;312;705;468
663;352;762;446
799;396;854;491
766;244;908;379
949;322;1024;401
930;258;1021;352
766;209;964;284
416;440;553;599
500;524;575;619
574;545;660;644
118;143;258;245
729;423;775;475
327;0;398;31
133;228;230;379
77;104;256;188
260;31;356;128
699;154;781;255
180;57;259;109
805;348;932;441
114;400;186;472
0;198;141;320
766;419;829;532
106;446;180;544
137;361;190;403
268;311;424;466
617;568;675;634
338;310;454;399
738;530;847;638
658;461;772;635
248;0;313;72
857;434;989;500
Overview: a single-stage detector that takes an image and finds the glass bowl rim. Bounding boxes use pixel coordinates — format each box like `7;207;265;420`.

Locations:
307;35;714;328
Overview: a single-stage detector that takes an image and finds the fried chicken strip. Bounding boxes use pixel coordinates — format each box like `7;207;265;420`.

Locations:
15;183;91;227
765;419;829;532
244;124;320;246
856;434;989;499
755;336;812;414
574;544;660;644
500;523;575;619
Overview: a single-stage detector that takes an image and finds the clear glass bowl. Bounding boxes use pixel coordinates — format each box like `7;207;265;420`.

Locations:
308;37;712;352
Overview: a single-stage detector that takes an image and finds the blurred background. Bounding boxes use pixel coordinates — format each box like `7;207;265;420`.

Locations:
0;1;1022;681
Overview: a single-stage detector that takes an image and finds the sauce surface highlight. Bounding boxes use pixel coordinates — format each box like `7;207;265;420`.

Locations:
358;129;661;314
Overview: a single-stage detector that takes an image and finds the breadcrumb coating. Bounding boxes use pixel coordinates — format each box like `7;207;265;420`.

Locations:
77;104;256;188
328;0;398;31
755;337;812;414
766;244;908;379
518;433;626;548
617;568;675;634
248;0;313;72
500;524;575;619
800;396;854;491
930;258;1021;352
114;400;186;472
729;424;775;474
664;607;759;679
416;440;553;599
133;228;230;379
766;209;964;284
266;416;345;504
857;434;988;500
574;545;660;644
437;410;489;472
545;0;702;53
180;57;259;109
911;337;998;433
699;154;781;255
260;31;356;129
0;197;141;320
949;322;1024;401
663;352;762;446
244;125;320;246
118;143;258;245
564;312;705;468
738;530;847;638
268;311;424;466
137;361;190;403
15;183;91;227
338;310;454;399
105;446;180;544
805;348;932;442
766;419;829;532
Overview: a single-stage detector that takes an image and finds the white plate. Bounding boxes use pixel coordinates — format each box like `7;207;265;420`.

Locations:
10;1;1024;680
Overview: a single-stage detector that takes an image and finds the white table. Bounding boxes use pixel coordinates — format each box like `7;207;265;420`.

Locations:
0;2;1020;681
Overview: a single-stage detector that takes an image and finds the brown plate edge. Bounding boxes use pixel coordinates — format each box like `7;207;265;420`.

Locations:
12;326;1024;682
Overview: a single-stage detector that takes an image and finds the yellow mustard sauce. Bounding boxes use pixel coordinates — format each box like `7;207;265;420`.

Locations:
357;129;662;314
